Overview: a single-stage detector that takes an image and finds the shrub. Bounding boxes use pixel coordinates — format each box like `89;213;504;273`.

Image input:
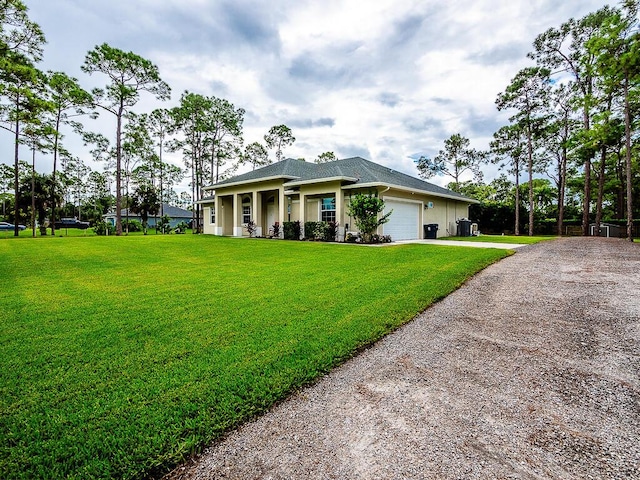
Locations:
304;221;336;241
304;221;321;240
246;220;258;237
93;220;115;236
370;234;392;244
272;222;281;238
283;221;301;240
325;221;339;242
122;219;142;232
174;221;189;234
347;193;392;243
156;215;172;234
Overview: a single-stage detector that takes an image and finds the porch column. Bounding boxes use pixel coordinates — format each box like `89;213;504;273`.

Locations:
214;194;222;236
299;191;306;240
253;190;262;237
278;187;285;238
335;188;344;242
234;193;243;237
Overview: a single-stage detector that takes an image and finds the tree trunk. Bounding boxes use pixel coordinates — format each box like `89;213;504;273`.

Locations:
51;113;61;236
527;125;534;237
557;123;568;236
13;97;20;237
514;162;520;236
115;106;123;236
594;145;607;236
31;147;36;237
581;104;592;236
624;75;633;241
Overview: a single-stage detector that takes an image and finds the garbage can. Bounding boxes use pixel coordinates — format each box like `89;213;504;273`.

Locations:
424;223;438;239
457;219;472;237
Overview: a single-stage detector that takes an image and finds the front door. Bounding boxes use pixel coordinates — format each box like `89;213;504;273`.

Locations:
266;203;276;231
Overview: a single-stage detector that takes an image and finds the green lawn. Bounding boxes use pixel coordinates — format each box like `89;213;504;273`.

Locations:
0;228;193;238
0;235;509;479
440;234;556;244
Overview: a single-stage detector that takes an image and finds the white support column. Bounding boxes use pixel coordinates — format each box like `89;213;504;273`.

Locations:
299;191;306;239
335;188;344;241
233;193;243;237
214;194;223;235
252;190;261;237
278;187;285;238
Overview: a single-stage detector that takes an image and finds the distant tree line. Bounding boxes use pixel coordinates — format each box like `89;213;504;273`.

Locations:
417;1;639;240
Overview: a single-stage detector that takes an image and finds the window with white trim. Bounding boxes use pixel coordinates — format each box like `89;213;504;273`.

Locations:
321;197;336;223
242;196;251;224
210;206;215;224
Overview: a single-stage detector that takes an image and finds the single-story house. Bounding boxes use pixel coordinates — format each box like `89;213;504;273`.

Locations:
199;157;479;241
104;203;193;229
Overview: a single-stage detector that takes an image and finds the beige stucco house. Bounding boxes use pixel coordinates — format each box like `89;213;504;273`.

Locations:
199;157;478;241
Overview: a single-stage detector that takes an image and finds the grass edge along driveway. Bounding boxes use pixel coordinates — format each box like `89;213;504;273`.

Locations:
0;235;511;479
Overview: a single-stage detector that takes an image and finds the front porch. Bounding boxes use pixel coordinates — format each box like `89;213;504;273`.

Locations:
207;183;347;240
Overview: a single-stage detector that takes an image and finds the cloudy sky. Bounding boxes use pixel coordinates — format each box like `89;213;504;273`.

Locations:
8;0;613;189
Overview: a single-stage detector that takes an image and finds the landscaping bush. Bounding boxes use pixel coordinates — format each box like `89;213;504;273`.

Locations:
370;234;392;244
326;221;339;242
304;221;322;240
303;221;339;241
156;215;172;234
174;221;189;234
122;219;143;232
271;222;281;238
246;220;257;237
93;220;114;236
283;221;301;240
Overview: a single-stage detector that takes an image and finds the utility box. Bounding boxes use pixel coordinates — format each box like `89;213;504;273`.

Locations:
424;224;439;239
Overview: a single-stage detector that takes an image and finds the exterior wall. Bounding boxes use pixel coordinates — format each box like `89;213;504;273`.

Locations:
425;198;470;237
203;206;214;234
297;181;344;237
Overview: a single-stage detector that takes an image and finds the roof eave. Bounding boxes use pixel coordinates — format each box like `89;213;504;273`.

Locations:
283;176;359;187
203;175;300;191
341;182;480;204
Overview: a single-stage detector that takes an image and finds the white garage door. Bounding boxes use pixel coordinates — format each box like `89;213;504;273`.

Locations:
383;200;420;241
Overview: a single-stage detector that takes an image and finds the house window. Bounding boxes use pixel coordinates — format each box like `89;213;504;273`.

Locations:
321;197;336;223
210;206;215;224
242;196;251;225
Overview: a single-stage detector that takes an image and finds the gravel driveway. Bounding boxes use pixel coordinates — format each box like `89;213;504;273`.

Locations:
167;237;640;480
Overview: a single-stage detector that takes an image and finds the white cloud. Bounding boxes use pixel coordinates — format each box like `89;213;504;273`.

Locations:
2;0;613;191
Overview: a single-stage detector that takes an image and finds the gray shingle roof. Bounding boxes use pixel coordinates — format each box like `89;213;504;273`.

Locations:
209;158;317;187
208;157;476;203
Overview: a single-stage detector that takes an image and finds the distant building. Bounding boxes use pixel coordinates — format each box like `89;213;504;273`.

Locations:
103;203;193;229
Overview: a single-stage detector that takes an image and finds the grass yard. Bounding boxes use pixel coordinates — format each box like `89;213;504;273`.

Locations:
0;235;509;479
0;228;193;238
440;234;555;244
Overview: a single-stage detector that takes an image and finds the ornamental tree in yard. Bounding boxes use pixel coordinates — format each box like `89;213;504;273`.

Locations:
81;43;170;236
347;193;392;243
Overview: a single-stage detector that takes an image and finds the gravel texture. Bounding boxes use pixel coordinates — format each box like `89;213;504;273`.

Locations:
166;237;640;480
